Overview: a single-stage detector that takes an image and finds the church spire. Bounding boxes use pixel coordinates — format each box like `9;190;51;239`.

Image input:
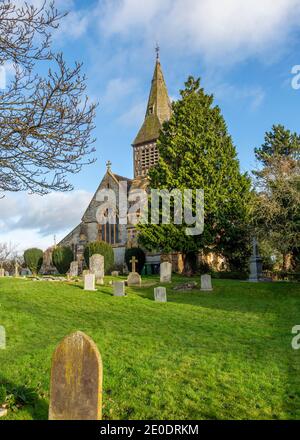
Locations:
132;52;172;147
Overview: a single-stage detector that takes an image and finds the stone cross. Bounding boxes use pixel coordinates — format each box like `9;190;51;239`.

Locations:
130;256;138;273
49;331;103;420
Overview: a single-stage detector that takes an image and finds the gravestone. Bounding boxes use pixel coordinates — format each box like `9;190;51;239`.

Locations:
84;274;96;291
154;287;167;303
14;261;19;277
249;237;263;282
89;254;104;282
0;268;4;277
5;272;9;277
82;269;90;277
160;262;172;283
111;271;119;277
201;274;213;292
127;256;142;287
69;261;79;277
113;281;126;297
49;331;103;420
0;325;5;349
97;277;104;286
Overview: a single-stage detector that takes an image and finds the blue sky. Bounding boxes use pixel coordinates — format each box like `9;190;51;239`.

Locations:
1;0;300;252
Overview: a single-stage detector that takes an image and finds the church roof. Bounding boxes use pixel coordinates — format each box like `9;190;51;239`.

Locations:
133;58;172;146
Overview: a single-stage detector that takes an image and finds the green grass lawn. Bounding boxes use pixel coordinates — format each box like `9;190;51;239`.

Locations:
0;276;299;420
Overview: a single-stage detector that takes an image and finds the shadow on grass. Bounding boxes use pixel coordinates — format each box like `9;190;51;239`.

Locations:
0;377;49;420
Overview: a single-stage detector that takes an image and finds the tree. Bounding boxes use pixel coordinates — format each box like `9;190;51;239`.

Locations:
252;125;300;271
0;241;18;268
0;1;96;195
52;246;73;274
24;248;43;275
138;77;252;272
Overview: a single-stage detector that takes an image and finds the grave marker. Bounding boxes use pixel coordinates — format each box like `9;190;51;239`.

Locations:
49;331;103;420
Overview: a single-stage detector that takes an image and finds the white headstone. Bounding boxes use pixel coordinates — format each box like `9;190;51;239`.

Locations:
0;268;4;277
0;325;5;349
201;274;213;292
154;287;167;303
89;254;104;281
113;281;126;297
69;261;79;277
84;274;96;291
160;262;172;283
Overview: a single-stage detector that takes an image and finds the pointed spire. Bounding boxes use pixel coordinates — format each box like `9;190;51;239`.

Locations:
133;53;172;146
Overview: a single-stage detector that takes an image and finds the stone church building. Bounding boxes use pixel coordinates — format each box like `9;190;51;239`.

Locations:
59;55;178;273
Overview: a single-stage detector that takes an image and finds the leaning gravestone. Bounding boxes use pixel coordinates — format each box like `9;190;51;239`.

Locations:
89;254;104;282
154;287;167;303
69;261;79;277
201;274;213;292
0;268;4;278
160;262;172;283
113;281;126;297
84;274;96;291
49;331;103;420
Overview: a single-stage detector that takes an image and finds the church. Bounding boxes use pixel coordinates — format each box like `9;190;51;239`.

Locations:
59;53;178;273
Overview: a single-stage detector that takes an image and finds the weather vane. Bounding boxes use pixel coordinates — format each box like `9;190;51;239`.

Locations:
155;43;160;60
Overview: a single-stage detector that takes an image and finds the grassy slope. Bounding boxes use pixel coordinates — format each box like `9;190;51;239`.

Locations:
0;276;299;420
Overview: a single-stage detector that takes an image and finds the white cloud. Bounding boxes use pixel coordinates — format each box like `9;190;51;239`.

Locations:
118;100;146;126
98;0;300;64
102;77;138;109
0;190;92;251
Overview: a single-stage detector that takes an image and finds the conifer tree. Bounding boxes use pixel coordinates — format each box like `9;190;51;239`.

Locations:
138;77;252;272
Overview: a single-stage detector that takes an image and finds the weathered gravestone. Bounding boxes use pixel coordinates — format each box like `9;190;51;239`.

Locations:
49;331;103;420
113;281;126;297
0;325;5;349
249;237;263;282
127;256;142;287
160;262;172;283
0;268;4;277
84;274;96;291
154;287;167;303
14;261;19;278
111;271;119;277
89;254;104;282
201;274;213;292
69;261;79;277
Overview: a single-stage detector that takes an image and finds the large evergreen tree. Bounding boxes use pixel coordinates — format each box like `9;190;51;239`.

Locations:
138;77;252;272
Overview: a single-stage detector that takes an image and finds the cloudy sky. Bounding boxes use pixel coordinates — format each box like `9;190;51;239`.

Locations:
1;0;300;252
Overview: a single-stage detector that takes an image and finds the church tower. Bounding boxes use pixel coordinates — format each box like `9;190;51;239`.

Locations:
132;51;172;178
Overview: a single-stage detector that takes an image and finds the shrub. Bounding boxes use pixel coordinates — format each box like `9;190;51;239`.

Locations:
52;246;74;274
125;248;146;274
84;242;114;274
0;385;6;405
23;248;43;275
211;271;249;280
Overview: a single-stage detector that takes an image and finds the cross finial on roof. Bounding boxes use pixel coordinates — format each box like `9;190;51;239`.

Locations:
106;160;112;172
155;43;160;60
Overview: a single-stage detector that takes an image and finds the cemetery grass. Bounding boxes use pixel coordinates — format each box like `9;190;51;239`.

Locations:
0;276;299;420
